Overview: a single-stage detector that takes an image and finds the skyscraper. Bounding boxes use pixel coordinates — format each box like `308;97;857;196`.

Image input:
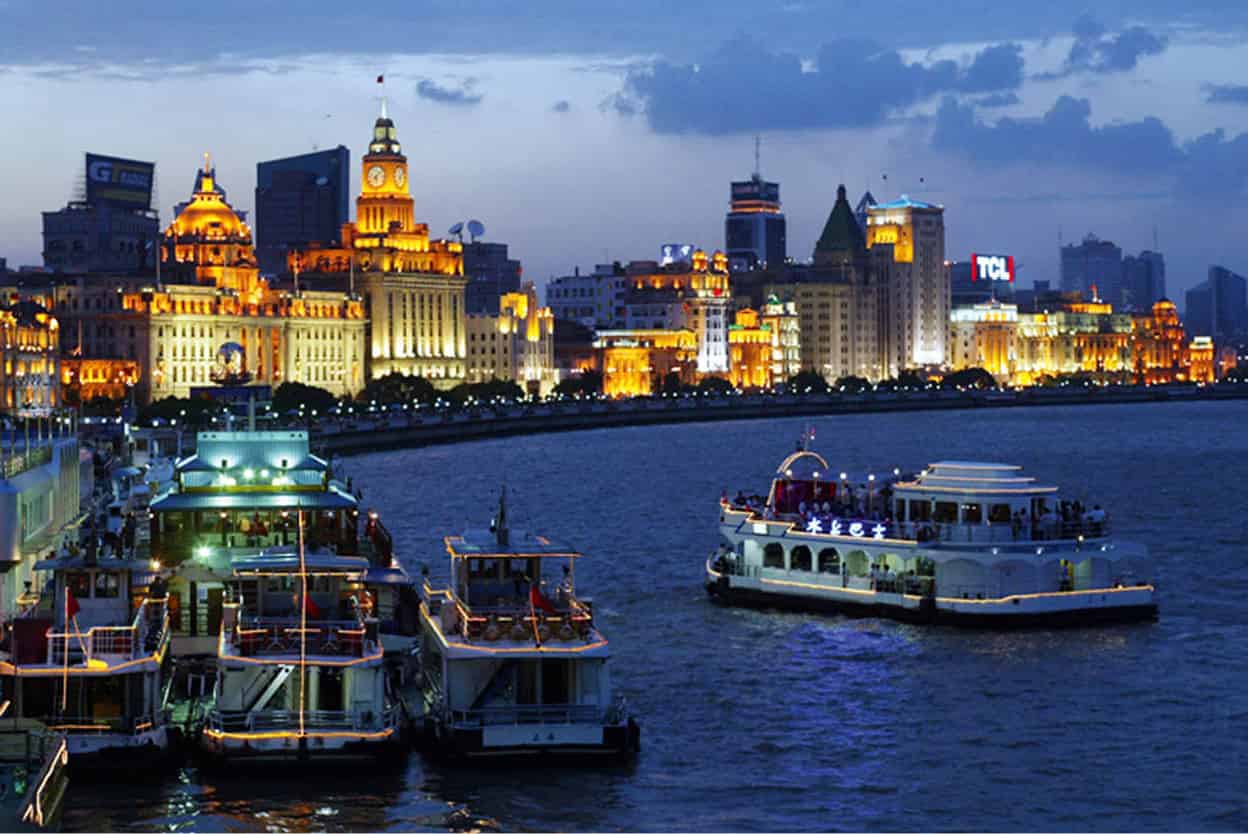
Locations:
463;241;522;314
255;146;350;276
1061;234;1123;307
866;195;948;371
1122;250;1166;312
1186;266;1248;339
725;173;785;272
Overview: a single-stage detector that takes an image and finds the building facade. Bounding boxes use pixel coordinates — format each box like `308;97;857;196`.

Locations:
1;301;60;414
465;283;556;395
1185;266;1248;340
1122;250;1166;312
288;106;467;387
545;265;627;328
1061;234;1123;308
463;241;522;315
54;162;368;404
255;146;350;276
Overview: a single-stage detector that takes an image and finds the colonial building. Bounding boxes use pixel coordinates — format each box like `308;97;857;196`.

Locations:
1;301;60;414
55;161;368;404
289;104;468;387
622;250;731;375
465;283;556;396
594;329;697;398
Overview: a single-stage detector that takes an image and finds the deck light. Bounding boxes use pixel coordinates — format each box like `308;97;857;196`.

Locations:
243;468;255;480
195;545;212;560
150;559;161;571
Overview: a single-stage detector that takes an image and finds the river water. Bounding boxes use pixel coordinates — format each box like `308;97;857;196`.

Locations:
64;400;1248;832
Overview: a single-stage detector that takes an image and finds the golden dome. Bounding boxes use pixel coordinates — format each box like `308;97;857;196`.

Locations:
165;157;251;241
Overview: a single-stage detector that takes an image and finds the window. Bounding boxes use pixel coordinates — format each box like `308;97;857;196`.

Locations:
763;543;785;569
790;546;812;572
818;548;840;573
909;500;931;522
988;504;1012;523
65;572;91;599
962;503;982;524
933;501;958;523
93;571;121;598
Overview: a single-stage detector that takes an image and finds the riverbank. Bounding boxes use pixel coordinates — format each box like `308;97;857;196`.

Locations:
318;382;1248;456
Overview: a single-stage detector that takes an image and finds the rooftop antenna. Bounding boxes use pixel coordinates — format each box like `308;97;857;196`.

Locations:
491;484;510;547
753;134;761;179
448;221;464;243
467;219;485;243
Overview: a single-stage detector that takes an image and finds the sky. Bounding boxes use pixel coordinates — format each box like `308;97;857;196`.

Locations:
4;1;1248;303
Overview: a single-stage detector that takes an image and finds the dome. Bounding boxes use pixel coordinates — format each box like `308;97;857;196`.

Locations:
775;450;829;481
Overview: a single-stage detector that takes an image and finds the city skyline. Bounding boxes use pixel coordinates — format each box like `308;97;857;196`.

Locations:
5;5;1248;302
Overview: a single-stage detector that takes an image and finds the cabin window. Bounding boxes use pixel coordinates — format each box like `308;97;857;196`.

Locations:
94;572;121;598
909;501;931;522
988;504;1012;523
962;503;982;524
933;502;958;524
65;572;90;599
790;546;812;572
818;548;840;573
763;543;785;569
895;500;907;522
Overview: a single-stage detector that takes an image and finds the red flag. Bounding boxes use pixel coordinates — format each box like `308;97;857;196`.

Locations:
529;584;557;614
303;594;322;619
376;74;384;84
65;588;81;619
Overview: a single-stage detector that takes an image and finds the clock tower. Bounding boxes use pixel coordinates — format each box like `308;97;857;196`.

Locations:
356;99;414;235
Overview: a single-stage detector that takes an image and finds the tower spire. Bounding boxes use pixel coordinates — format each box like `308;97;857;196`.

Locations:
380;95;388;120
753;134;761;180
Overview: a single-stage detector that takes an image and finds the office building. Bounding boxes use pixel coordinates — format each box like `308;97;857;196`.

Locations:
725;173;786;271
255;146;350;276
1;300;61;414
1185;266;1248;339
465;283;556;396
1061;234;1123;307
463;241;522;315
546;264;628;328
1122;250;1166;312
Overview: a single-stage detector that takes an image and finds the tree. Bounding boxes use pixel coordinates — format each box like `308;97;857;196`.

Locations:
272;381;338;415
834;375;870;393
137;396;219;427
359;372;436;405
788;370;830;394
941;368;997;390
878;370;927;391
696;376;735;396
553;370;603;397
657;371;684;396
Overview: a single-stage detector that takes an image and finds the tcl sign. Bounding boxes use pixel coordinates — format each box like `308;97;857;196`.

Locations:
971;253;1015;282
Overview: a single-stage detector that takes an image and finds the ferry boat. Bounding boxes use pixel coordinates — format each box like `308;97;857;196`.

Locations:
417;492;639;759
147;429;417;660
200;532;404;763
709;443;1157;627
0;552;173;765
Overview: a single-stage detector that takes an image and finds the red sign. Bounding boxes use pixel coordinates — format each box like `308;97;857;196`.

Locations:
971;253;1015;282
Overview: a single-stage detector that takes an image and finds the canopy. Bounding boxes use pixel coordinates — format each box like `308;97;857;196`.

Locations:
446;529;582;559
150;489;356;512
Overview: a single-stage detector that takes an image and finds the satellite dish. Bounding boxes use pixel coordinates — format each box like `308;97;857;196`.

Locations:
448;221;464;240
467;220;485;242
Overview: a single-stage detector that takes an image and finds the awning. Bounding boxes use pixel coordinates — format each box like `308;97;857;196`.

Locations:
150;489;357;512
231;550;370;574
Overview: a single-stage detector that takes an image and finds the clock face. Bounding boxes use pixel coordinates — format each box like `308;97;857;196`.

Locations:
367;165;386;188
393;167;406;188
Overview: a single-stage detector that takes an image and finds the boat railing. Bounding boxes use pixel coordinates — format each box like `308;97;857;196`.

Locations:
44;711;170;735
206;705;396;733
449;703;603;728
893;519;1111;545
46;596;169;667
421;581;594;642
226;615;377;659
1;729;69;830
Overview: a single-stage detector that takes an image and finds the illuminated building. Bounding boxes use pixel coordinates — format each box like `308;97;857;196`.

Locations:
54;160;367;404
725;168;786;272
766;185;884;382
1130;299;1190;384
728;308;775;390
1189;337;1215;383
594;329;697;398
1;301;60;414
760;295;801;383
289;104;467;387
948;301;1017;383
61;358;141;403
465;283;556;395
866;195;948;371
622;249;731;375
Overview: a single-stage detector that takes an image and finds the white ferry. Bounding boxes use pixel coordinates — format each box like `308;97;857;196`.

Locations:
200;535;404;763
0;553;173;765
417;492;639;759
709;443;1157;627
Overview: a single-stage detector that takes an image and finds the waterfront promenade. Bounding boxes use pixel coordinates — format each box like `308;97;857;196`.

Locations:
316;382;1248;455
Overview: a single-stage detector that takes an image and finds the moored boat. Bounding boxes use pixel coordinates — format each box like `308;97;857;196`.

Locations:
417;491;639;760
709;440;1157;627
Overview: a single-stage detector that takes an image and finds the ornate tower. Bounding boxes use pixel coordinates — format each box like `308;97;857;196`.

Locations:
356;100;414;236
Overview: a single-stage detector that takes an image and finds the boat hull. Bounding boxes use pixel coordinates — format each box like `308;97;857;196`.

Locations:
199;730;403;765
60;727;174;773
706;576;1158;628
421;719;640;761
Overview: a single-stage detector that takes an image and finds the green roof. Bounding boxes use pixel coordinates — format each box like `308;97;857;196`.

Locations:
814;185;865;256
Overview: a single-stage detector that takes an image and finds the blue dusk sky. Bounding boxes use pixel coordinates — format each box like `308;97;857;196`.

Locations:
3;0;1248;300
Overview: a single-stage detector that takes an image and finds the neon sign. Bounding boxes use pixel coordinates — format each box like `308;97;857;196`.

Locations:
805;516;889;539
971;253;1015;282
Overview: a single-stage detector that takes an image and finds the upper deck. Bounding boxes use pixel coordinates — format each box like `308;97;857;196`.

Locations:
421;522;605;657
726;453;1114;550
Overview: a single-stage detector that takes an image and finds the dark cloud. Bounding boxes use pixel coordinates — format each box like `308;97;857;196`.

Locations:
931;95;1248;196
1038;17;1167;78
415;78;483;106
1204;84;1248;105
551;99;572;113
620;36;1024;134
